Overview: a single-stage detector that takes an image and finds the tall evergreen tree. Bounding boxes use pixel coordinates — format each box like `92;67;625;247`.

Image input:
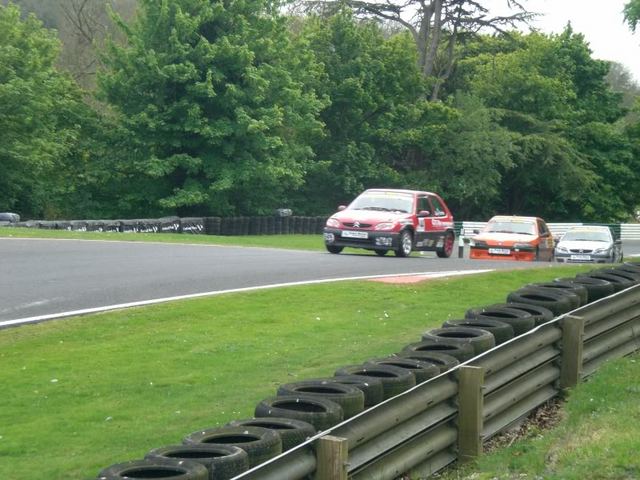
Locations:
99;0;326;216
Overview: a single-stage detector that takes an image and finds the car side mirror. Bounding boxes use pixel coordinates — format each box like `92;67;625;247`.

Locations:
417;210;431;217
338;205;346;211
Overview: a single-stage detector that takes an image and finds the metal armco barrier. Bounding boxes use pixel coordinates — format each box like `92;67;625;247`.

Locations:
232;284;640;480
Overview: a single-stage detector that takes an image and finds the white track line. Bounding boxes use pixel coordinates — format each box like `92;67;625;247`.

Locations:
0;269;492;329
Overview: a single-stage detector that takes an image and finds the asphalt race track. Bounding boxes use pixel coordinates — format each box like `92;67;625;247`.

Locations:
1;237;639;324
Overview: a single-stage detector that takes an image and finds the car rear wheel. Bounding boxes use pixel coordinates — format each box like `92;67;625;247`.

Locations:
395;230;413;257
436;231;454;258
326;245;343;254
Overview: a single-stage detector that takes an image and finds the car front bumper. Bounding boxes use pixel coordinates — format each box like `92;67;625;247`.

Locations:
323;228;401;250
554;251;612;263
469;245;536;261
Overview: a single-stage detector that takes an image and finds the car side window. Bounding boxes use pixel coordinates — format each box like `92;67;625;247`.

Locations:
537;220;549;236
429;196;446;217
417;196;430;214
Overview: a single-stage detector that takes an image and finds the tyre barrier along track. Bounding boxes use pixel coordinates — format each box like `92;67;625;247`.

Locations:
96;264;640;480
7;216;329;236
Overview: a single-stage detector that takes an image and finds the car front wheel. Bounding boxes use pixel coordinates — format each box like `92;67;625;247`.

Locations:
395;231;413;257
326;245;343;254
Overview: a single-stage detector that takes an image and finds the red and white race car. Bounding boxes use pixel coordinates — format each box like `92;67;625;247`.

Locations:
323;188;456;257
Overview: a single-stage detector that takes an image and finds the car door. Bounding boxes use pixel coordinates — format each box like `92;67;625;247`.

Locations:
414;195;432;249
537;219;554;260
427;195;450;247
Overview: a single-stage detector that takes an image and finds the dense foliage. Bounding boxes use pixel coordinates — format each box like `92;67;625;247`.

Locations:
1;0;639;222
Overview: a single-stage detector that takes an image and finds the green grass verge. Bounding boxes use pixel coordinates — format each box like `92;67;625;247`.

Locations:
0;266;594;479
0;227;325;250
436;352;640;480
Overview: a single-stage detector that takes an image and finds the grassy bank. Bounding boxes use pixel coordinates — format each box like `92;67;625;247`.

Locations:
0;227;325;250
0;266;595;479
437;352;640;480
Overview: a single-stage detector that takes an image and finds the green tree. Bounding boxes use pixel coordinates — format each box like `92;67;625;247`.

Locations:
0;3;84;217
456;29;636;221
99;0;326;216
624;0;640;32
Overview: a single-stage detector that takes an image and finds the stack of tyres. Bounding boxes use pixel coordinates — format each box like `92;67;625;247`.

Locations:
97;458;209;480
254;395;343;431
276;379;364;419
576;269;634;292
334;364;416;400
364;357;440;384
184;426;282;469
146;444;250;480
226;418;316;452
402;340;475;362
393;350;460;373
442;318;514;345
421;327;495;355
554;276;615;303
520;283;584;309
506;288;574;316
465;305;537;333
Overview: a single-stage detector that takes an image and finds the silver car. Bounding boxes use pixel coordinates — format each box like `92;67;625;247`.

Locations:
554;226;623;263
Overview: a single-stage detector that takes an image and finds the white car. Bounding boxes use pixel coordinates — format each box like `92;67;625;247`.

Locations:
554;226;623;264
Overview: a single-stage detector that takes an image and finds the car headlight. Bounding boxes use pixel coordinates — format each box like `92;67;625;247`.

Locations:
470;239;487;247
555;246;569;253
374;222;396;231
326;218;340;228
513;242;534;250
593;247;611;254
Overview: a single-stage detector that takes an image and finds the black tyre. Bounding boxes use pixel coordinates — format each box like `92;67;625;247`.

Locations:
226;418;315;452
183;426;282;469
332;374;385;408
554;276;615;303
98;458;208;480
394;230;413;257
401;340;475;362
474;303;554;326
577;271;634;292
436;231;455;258
465;306;537;333
326;245;343;254
442;318;514;345
276;379;364;419
521;285;581;310
393;350;460;373
375;250;388;256
254;395;343;431
421;327;496;355
602;268;640;282
364;357;440;384
146;444;249;480
334;364;416;400
525;282;588;306
622;261;640;271
617;263;640;275
506;289;574;316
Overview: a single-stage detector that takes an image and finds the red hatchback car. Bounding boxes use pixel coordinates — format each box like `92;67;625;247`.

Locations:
323;189;456;257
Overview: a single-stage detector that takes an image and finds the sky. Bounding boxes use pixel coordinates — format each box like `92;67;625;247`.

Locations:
488;0;640;83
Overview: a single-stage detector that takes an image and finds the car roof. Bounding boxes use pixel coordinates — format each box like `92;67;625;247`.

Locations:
364;188;437;196
564;226;612;232
488;215;541;223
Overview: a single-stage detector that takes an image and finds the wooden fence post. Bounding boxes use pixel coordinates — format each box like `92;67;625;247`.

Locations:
560;315;585;389
457;366;485;463
314;435;348;480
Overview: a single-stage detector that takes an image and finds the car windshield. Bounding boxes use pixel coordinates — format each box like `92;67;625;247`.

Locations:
561;230;611;242
485;220;536;235
349;192;414;213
